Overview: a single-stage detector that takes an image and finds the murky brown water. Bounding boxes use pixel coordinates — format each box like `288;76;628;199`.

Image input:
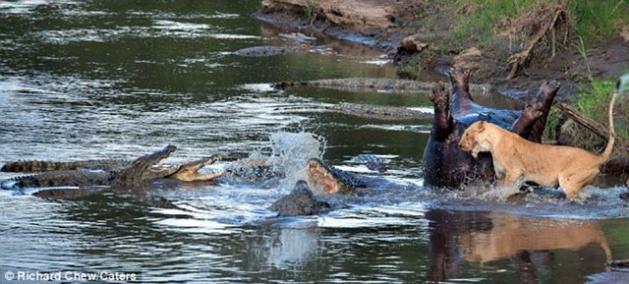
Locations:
1;1;628;283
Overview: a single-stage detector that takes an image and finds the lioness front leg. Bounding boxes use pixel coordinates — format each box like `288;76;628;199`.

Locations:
498;171;522;191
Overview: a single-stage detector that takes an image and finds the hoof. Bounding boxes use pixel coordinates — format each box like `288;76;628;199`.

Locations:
522;102;544;121
449;66;472;93
430;81;450;110
540;80;561;97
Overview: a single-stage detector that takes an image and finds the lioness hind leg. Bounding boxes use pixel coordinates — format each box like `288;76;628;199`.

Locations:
559;170;599;199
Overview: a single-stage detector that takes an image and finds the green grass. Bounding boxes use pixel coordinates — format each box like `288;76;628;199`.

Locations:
449;0;628;48
543;107;562;141
577;79;616;118
577;79;628;141
451;0;552;48
568;0;628;46
544;77;628;154
417;0;628;151
302;1;318;19
396;49;440;79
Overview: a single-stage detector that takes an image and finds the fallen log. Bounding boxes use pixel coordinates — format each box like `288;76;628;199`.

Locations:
557;102;608;140
274;78;435;94
556;102;628;177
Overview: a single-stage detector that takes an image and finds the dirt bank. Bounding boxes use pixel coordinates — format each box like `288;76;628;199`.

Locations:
257;0;628;97
257;0;628;166
257;0;417;49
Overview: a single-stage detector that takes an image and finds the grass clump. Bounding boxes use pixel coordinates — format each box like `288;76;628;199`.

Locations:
545;77;628;156
568;0;628;46
302;1;318;19
576;79;628;141
396;49;440;79
577;79;616;118
451;0;553;48
449;0;628;48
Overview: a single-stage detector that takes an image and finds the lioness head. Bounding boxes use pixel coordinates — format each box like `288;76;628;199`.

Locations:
459;121;489;158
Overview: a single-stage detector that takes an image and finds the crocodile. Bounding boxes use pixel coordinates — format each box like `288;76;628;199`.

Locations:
273;78;493;95
306;158;368;194
1;159;129;172
269;159;390;217
0;145;222;191
334;102;432;121
233;45;296;57
353;154;388;172
269;180;331;217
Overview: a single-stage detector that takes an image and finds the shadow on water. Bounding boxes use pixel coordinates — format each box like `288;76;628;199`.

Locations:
0;0;628;283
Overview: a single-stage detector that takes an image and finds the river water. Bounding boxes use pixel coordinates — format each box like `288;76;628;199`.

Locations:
0;1;628;283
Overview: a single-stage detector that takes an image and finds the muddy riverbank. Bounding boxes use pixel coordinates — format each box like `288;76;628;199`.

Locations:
257;0;629;163
257;0;628;97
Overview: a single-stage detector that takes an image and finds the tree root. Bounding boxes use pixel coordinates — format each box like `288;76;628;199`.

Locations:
506;3;569;79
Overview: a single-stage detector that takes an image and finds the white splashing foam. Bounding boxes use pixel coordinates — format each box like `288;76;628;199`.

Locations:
407;107;434;114
358;124;431;133
269;132;326;190
153;20;212;31
359;59;390;66
239;83;277;93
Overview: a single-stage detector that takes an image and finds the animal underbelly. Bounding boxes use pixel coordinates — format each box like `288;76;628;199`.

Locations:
526;173;559;187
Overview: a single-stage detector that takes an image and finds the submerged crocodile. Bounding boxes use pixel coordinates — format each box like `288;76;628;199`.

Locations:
233;45;296;57
268;159;389;217
334;102;432;121
1;145;222;191
273;78;493;95
269;180;331;217
2;159;129;172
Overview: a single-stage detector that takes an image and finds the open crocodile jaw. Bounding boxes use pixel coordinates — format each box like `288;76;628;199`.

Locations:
306;159;351;194
169;155;223;182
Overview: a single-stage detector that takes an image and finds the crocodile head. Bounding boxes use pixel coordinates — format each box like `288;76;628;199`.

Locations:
168;154;223;182
306;158;364;194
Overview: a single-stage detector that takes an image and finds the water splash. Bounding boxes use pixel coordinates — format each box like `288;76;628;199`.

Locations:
415;184;629;220
269;131;326;190
219;131;325;189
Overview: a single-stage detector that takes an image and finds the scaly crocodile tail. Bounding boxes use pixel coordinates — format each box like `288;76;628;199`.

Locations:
1;170;113;190
1;159;129;173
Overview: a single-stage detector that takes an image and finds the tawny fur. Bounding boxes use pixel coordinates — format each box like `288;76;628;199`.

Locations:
458;93;618;199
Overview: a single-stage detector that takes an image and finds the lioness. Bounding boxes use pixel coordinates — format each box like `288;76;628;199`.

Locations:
458;93;618;199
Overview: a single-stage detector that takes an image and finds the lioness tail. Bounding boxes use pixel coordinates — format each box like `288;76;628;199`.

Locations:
600;92;618;161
